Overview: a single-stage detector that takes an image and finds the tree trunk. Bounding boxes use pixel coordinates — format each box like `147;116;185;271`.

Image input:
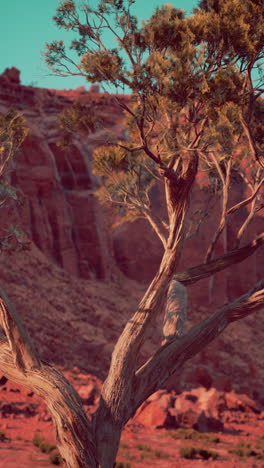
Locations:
0;334;97;467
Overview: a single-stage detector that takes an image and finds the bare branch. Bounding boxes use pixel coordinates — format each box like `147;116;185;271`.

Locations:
226;176;264;215
174;232;264;286
0;333;96;468
0;288;41;372
142;208;168;249
187;118;208;150
235;196;257;247
117;144;144;153
205;156;232;262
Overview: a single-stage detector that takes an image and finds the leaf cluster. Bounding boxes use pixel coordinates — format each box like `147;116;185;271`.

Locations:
0;110;29;253
93;144;156;223
0;110;28;177
56;101;100;149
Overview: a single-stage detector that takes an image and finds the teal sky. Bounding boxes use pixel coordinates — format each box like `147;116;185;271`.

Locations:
1;0;197;90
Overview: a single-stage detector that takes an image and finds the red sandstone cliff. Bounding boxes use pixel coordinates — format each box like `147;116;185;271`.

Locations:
0;67;126;280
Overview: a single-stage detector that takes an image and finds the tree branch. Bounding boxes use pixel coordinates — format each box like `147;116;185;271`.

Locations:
132;280;264;415
0;332;96;468
226;176;264;215
235;196;258;247
142;207;168;248
174;232;264;286
0;288;41;373
164;151;199;250
0;288;97;467
204;156;232;263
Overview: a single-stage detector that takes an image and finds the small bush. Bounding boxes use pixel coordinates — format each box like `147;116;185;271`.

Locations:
197;448;218;460
39;441;56;454
136;443;152;452
229;447;257;458
171;429;219;443
119;442;129;450
140;452;147;461
180;447;196;459
49;451;63;465
229;441;258;458
33;432;56;455
153;449;169;459
180;446;218;460
32;432;44;447
255;436;264;450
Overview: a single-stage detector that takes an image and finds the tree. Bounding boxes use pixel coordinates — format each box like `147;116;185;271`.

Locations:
0;110;29;251
0;0;264;467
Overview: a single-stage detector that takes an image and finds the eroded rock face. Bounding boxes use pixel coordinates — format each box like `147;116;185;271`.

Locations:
0;68;119;279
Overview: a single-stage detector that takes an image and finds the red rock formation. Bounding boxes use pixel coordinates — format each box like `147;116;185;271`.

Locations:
0;67;123;279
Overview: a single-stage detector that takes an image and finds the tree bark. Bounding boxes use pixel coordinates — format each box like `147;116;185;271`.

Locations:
93;151;198;465
0;333;97;467
0;288;97;468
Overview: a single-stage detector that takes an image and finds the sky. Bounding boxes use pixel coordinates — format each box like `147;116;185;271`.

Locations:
0;0;197;91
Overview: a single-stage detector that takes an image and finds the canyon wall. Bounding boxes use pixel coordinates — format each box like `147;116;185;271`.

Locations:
0;67;124;280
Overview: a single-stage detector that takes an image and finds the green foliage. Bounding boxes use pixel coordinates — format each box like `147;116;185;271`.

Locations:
0;431;6;442
135;443;169;460
0;110;28;176
119;442;129;449
0;110;29;253
170;428;220;443
49;451;63;465
56;101;99;149
93;144;155;225
0;224;29;253
81;49;124;84
180;446;218;460
32;431;44;447
136;443;152;452
196;0;264;60
255;435;264;450
153;449;169;459
115;462;131;468
228;441;261;458
32;432;56;454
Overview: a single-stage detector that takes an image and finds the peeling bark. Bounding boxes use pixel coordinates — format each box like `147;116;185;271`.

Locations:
162;279;187;344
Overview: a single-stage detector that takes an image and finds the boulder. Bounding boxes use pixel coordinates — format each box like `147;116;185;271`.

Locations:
134;390;175;428
225;391;261;414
